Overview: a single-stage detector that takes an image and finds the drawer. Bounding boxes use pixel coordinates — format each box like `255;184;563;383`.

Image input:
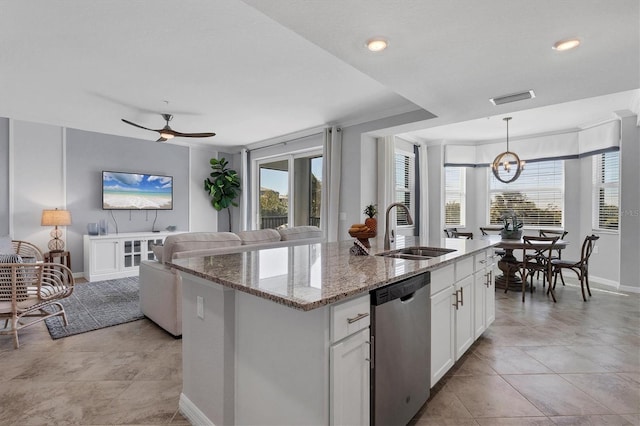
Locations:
474;251;488;271
430;264;455;295
455;256;474;281
331;294;370;343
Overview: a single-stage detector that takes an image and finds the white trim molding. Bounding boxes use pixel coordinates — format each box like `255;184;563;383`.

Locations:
179;393;215;426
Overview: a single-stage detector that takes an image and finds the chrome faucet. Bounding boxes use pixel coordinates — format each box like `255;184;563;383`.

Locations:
384;202;414;250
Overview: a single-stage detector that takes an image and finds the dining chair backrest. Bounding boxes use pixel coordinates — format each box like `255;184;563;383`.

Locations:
522;235;560;258
453;231;473;240
539;229;568;240
480;226;503;236
444;228;458;238
579;234;600;266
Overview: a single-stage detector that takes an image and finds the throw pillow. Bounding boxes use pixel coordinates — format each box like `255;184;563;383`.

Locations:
151;244;164;263
0;253;29;302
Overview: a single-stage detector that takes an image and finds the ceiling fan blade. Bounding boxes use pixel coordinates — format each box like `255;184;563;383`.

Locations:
121;118;160;132
170;131;216;138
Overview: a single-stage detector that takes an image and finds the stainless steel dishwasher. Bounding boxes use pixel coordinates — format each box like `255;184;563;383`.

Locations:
370;272;431;426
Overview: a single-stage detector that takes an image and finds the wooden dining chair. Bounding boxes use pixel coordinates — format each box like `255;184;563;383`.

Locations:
443;228;458;238
538;230;568;284
452;231;473;240
520;235;560;302
551;234;599;302
479;226;506;257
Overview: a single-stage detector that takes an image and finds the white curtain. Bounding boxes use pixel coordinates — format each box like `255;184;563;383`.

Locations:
322;126;341;242
377;136;396;240
240;148;249;231
418;143;429;240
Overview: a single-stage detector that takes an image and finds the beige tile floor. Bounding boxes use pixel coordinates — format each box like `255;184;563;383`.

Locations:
1;277;638;425
412;278;640;426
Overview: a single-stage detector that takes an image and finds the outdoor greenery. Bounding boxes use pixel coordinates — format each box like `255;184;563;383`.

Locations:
203;157;241;231
490;191;561;227
445;201;461;225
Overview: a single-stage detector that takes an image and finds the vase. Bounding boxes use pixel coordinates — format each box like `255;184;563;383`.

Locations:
500;229;522;240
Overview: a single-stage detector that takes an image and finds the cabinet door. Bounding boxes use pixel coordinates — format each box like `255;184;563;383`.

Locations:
146;238;165;261
91;240;119;275
473;269;487;339
330;328;370;426
430;286;455;387
485;268;496;328
455;275;474;360
122;238;143;269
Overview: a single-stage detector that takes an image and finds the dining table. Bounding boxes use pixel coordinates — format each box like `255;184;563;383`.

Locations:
493;238;568;291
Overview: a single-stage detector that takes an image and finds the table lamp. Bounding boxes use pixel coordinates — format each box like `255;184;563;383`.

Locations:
41;208;72;252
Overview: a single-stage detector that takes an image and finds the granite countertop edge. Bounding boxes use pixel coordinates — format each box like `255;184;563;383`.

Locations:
170;237;499;311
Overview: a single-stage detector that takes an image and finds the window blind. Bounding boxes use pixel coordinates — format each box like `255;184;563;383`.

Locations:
593;151;619;230
395;151;415;226
489;160;564;228
445;167;466;226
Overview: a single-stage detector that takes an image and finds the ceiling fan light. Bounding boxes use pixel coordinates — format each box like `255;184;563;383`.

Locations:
160;132;174;140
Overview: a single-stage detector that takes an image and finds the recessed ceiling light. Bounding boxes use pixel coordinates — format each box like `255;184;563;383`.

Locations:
553;38;580;51
366;38;388;52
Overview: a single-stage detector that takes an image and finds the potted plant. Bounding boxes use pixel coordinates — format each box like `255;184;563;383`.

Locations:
203;157;241;231
500;211;523;240
363;204;378;234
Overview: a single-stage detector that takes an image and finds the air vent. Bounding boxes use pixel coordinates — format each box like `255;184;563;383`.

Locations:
490;90;536;106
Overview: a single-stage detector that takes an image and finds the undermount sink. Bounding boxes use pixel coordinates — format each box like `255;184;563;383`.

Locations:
376;246;457;260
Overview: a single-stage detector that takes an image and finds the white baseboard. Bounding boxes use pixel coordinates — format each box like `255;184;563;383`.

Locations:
589;275;620;290
179;393;215;426
618;284;640;294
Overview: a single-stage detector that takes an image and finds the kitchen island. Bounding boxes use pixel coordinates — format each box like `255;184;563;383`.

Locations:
169;236;498;426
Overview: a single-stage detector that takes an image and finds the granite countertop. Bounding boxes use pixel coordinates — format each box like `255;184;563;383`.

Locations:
169;235;499;311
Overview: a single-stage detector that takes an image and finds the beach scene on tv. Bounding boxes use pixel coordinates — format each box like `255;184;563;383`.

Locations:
103;172;173;210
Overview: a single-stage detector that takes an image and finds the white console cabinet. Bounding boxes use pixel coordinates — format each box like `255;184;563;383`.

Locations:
83;232;173;282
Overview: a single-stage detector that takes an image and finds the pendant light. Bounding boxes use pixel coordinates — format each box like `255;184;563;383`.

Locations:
491;117;525;183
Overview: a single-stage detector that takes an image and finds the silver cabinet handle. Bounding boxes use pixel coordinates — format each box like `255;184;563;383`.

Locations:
347;312;369;324
459;287;464;306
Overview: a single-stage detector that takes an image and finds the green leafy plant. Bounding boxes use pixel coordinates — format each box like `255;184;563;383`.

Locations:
363;204;378;218
204;157;241;231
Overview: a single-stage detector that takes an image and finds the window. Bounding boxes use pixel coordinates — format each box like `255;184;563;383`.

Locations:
445;167;466;226
254;151;323;230
395;149;415;227
593;151;619;230
489;160;564;228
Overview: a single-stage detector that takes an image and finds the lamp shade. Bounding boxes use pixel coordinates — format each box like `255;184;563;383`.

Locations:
41;209;72;226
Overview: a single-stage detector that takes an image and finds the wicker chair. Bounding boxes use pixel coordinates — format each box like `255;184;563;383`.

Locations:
0;260;74;348
11;240;44;261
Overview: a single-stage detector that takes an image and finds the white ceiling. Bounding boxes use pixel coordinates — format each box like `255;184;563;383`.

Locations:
1;1;638;149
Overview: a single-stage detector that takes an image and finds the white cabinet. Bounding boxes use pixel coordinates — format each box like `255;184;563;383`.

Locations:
330;328;370;426
330;294;370;426
431;248;497;387
454;274;474;359
83;232;172;282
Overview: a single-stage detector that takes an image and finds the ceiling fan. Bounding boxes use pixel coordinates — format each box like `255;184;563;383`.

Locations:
121;113;216;142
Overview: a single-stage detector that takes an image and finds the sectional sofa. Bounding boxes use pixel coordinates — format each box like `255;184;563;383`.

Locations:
139;226;323;336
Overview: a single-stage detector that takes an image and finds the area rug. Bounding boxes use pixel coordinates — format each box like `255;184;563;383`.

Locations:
44;276;144;339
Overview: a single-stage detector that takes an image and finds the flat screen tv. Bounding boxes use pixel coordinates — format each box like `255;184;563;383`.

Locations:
102;171;173;210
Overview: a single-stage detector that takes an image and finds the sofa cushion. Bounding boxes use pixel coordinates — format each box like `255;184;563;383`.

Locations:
278;226;322;241
237;229;281;245
162;232;241;263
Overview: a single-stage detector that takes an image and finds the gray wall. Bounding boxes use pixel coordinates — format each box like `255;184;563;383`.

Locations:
66;129;190;271
0;118;8;235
